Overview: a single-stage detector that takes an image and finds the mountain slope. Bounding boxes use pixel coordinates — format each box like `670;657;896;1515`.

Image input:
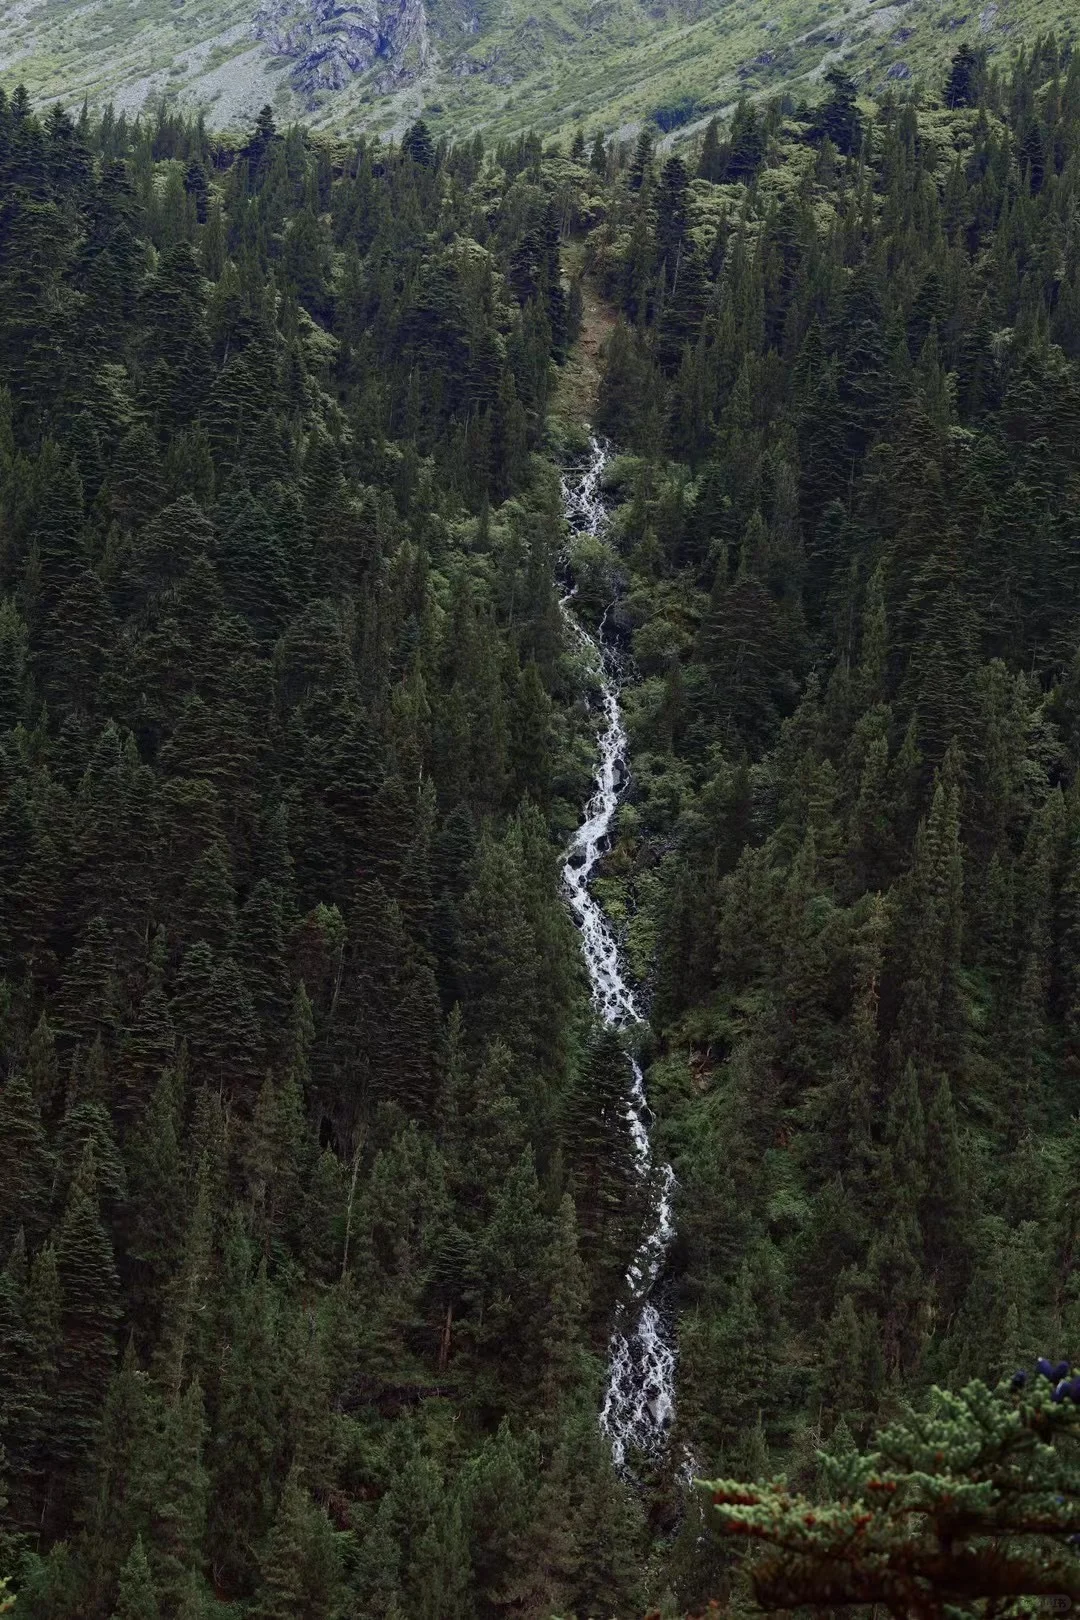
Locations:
0;0;1075;141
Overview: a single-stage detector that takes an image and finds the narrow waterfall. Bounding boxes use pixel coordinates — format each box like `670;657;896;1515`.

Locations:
560;437;678;1473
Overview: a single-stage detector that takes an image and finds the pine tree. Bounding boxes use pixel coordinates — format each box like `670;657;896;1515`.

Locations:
251;1468;341;1620
83;1340;155;1605
206;1217;280;1594
401;120;435;168
125;1060;186;1322
173;942;260;1098
0;1069;53;1249
562;1031;645;1322
0;1233;44;1523
921;1074;972;1313
811;69;862;155
655;155;690;280
629;125;654;191
175;835;236;954
725;98;767;181
242;1066;308;1257
698;116;722;182
864;1060;930;1386
703;1367;1080;1616
52;1141;122;1516
892;766;966;1095
138;244;213;433
816;1291;875;1439
148;1380;208;1616
540;1193;591;1418
475;1148;549;1386
109;1536;160;1620
507;658;553;808
945;42;982;108
154;1153;214;1400
54;1084;127;1217
458;1422;543;1618
25;1010;59;1114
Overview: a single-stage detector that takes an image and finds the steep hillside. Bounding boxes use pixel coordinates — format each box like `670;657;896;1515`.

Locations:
2;31;1080;1619
0;0;1075;141
577;37;1080;1604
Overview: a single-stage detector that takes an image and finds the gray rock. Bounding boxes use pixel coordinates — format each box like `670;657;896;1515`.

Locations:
738;48;776;77
605;600;634;643
252;0;429;92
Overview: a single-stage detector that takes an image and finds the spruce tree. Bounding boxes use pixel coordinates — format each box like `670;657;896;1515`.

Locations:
109;1536;160;1620
53;1142;122;1514
540;1193;591;1418
251;1469;341;1620
0;1070;53;1248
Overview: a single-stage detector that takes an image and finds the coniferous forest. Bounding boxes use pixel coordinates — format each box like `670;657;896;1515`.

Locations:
2;35;1080;1619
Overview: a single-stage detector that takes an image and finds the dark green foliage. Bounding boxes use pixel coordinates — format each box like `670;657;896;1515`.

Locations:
652;98;698;134
810;69;863;155
575;39;1080;1610
655;156;690;280
701;98;767;184
0;1072;53;1249
562;1031;646;1322
0;88;642;1619
2;49;1080;1619
52;1143;121;1508
401;119;435;168
629;125;654;192
945;43;983;109
251;1469;340;1620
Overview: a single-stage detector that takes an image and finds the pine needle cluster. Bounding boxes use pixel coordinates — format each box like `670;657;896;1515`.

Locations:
702;1369;1080;1618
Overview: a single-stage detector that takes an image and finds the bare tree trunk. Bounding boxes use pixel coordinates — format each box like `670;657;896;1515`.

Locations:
438;1302;453;1372
341;1137;363;1279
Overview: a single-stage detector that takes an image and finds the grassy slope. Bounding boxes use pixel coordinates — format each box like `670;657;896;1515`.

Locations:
1;0;1075;141
0;0;294;124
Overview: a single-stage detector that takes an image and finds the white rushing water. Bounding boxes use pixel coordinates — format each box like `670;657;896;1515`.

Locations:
560;437;678;1473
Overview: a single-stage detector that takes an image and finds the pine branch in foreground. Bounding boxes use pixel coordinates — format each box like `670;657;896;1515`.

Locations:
700;1364;1080;1618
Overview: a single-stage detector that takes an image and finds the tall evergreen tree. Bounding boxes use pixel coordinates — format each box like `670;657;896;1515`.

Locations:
52;1142;121;1517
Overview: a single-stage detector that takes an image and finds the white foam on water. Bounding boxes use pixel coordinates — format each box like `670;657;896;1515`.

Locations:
560;437;678;1474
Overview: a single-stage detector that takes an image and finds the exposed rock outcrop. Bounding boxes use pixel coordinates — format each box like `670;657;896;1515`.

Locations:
252;0;429;95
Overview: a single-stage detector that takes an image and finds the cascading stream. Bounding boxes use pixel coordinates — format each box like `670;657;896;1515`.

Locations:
560;436;678;1474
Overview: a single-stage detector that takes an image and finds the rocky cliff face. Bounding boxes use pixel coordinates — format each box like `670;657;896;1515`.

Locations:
252;0;429;96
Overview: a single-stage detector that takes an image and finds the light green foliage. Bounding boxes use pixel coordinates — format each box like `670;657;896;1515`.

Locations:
109;1537;160;1620
2;0;1075;145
